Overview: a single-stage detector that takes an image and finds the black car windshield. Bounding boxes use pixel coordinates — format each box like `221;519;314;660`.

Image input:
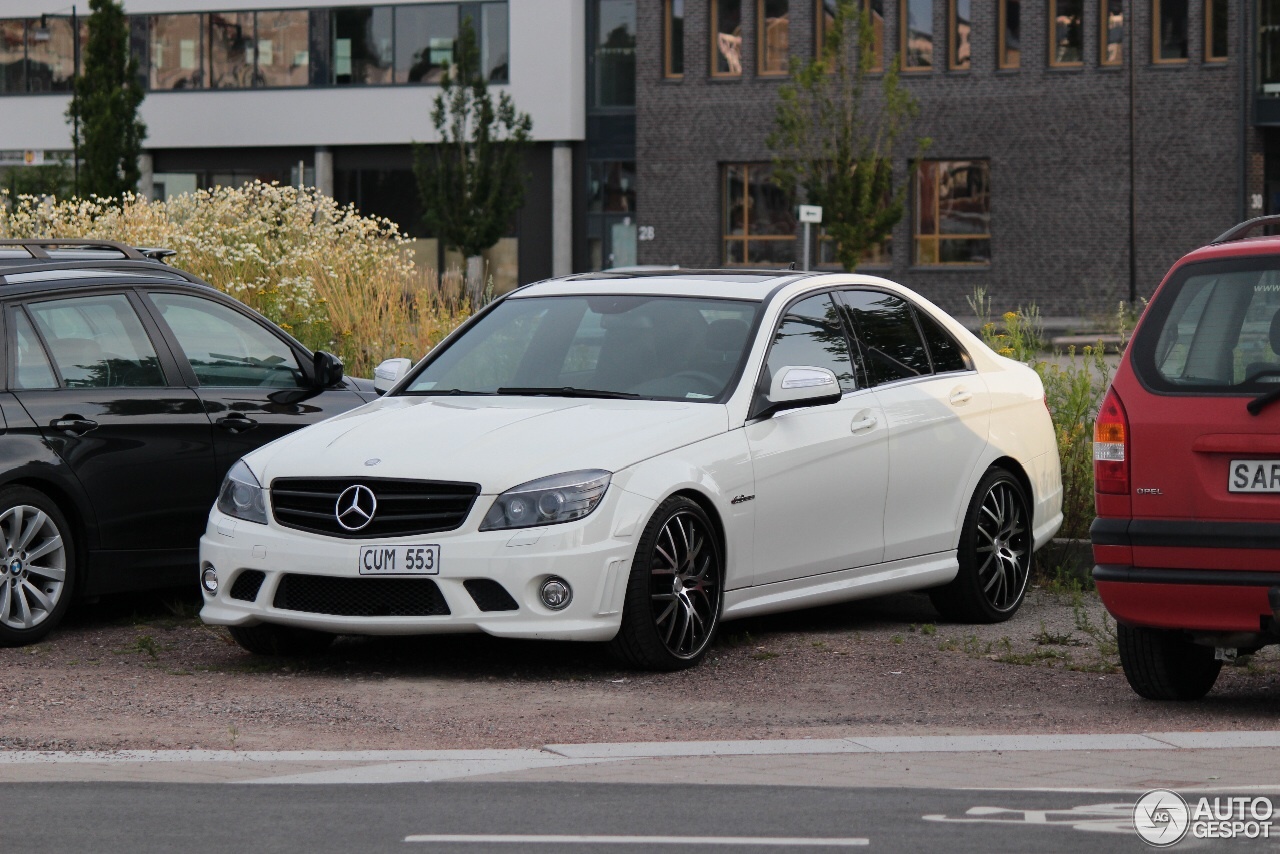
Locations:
402;295;761;402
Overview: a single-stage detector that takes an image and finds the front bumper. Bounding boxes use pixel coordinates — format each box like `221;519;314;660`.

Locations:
198;487;651;642
1094;564;1280;633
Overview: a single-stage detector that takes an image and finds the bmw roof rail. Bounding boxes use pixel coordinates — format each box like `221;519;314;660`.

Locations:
1211;216;1280;245
0;259;207;287
0;238;156;261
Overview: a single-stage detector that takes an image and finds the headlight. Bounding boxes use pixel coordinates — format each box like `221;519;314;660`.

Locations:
480;470;611;531
216;460;268;525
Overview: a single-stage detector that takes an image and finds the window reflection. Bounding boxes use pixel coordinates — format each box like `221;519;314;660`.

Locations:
665;0;684;77
0;21;24;94
396;5;456;83
595;0;635;106
1155;0;1188;62
589;162;636;214
713;0;742;76
903;0;932;70
950;0;971;70
759;0;789;75
209;12;256;89
723;163;795;266
333;6;393;85
480;2;509;82
150;15;202;89
257;11;308;87
1101;0;1123;65
914;160;990;266
26;16;83;92
999;0;1020;68
1051;0;1083;65
1207;0;1227;60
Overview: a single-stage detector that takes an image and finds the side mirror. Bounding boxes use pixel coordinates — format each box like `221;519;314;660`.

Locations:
753;366;842;419
373;357;412;395
312;351;344;389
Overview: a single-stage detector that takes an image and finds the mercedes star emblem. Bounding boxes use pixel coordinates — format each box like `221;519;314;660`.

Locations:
335;484;377;531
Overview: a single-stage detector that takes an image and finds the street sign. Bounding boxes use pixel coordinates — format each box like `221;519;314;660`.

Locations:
798;204;823;224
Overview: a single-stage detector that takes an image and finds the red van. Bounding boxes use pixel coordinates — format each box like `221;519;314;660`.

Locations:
1093;217;1280;700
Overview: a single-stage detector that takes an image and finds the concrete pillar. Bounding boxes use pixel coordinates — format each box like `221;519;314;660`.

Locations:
552;141;573;277
137;152;154;200
315;146;334;198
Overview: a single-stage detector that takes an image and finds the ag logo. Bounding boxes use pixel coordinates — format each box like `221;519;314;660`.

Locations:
1134;789;1189;846
335;484;378;531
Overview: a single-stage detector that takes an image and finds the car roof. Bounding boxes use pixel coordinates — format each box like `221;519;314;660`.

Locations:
515;269;831;301
0;240;212;295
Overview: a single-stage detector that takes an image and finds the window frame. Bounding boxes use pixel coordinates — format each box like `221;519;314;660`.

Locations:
664;0;684;78
751;288;867;418
948;0;971;71
1048;0;1084;68
7;306;56;390
912;159;992;268
1205;0;1227;62
758;0;790;76
835;287;952;388
722;162;797;267
1099;0;1124;66
1152;0;1190;64
998;0;1021;69
711;0;744;77
901;0;933;72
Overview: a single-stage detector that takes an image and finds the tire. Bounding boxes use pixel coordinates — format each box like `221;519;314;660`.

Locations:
227;623;335;657
1117;623;1222;701
930;467;1032;624
610;496;724;671
0;486;76;647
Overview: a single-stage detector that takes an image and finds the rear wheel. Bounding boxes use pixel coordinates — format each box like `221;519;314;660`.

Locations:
930;468;1031;623
1117;623;1221;700
228;623;335;657
0;486;75;647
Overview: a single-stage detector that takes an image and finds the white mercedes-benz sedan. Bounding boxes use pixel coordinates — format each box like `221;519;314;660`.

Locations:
199;270;1062;670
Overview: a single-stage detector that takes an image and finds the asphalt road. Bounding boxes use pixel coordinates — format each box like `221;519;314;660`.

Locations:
5;781;1268;853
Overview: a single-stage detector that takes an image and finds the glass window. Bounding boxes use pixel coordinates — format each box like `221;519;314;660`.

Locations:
914;160;991;266
28;295;164;389
1154;0;1189;62
839;290;931;383
256;10;308;87
10;309;57;390
396;4;456;84
0;21;27;94
759;0;790;74
1262;0;1280;95
1101;0;1124;65
150;14;203;90
589;162;636;213
903;0;933;70
208;12;256;89
713;0;743;76
723;163;796;267
1051;0;1084;65
1206;0;1227;61
764;294;857;397
150;293;305;389
950;0;971;70
480;2;509;82
26;16;83;93
915;308;970;372
333;6;393;85
999;0;1021;68
594;0;635;106
665;0;684;77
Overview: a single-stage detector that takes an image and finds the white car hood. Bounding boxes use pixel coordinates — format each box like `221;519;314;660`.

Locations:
247;395;731;493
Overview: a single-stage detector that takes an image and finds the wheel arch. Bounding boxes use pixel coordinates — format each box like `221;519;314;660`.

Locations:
669;487;728;566
4;475;93;589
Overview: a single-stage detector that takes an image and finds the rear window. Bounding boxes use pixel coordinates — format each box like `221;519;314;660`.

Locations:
1134;258;1280;393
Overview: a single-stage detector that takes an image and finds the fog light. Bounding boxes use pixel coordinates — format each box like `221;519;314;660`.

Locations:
201;566;219;594
539;576;572;610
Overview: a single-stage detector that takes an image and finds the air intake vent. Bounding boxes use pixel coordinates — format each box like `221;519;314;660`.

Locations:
229;570;265;602
270;478;480;539
464;579;519;612
273;574;450;617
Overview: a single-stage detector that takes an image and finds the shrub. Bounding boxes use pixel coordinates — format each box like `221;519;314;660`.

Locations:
0;182;474;377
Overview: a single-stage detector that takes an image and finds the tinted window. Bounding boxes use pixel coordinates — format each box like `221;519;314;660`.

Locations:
10;310;57;390
150;293;305;388
839;290;930;384
28;294;164;388
916;308;970;373
763;294;856;394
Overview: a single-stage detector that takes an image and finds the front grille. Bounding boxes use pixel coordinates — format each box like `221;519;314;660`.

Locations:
272;574;451;617
464;579;519;612
270;478;480;539
229;570;265;602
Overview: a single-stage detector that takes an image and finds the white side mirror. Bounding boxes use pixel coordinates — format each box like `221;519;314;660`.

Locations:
373;358;412;395
769;365;840;404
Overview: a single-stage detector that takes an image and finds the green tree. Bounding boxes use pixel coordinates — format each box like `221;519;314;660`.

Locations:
68;0;147;199
414;17;532;277
768;0;929;271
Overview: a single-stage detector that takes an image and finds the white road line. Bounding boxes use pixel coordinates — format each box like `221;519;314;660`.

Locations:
403;835;869;847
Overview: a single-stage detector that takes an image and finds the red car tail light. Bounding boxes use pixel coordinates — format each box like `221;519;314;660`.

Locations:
1094;387;1129;494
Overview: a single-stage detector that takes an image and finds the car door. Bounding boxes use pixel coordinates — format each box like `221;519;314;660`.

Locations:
8;292;218;553
140;290;370;473
744;291;888;586
837;289;991;562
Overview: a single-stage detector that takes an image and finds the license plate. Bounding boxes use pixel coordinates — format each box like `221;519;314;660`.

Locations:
358;544;440;575
1228;460;1280;493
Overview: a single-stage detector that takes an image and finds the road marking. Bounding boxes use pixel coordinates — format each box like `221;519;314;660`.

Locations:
403;835;869;847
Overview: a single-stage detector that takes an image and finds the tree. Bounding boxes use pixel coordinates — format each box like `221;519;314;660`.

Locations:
414;17;532;286
768;0;929;271
68;0;147;199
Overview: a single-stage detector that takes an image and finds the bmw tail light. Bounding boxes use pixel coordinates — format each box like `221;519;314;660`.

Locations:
1094;387;1129;495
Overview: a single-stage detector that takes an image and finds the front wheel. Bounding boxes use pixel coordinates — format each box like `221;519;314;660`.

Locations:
0;486;76;647
930;468;1032;623
610;496;724;671
1117;623;1222;700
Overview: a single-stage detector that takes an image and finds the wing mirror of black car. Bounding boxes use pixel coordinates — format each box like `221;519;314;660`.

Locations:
751;366;842;420
311;351;345;389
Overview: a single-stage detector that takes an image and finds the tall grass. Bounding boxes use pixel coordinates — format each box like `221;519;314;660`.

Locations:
0;182;475;376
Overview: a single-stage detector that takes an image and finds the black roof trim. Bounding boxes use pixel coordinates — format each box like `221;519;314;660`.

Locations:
1211;216;1280;244
0;238;152;260
0;259;208;287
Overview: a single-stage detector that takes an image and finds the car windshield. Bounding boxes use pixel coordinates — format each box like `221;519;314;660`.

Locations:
1136;258;1280;392
403;295;761;402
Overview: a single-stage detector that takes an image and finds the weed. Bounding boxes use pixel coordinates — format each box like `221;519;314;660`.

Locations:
1072;602;1120;671
228;724;240;749
921;623;936;636
720;630;755;648
811;641;826;649
751;651;779;661
891;634;904;645
996;648;1071;666
1033;622;1086;647
937;637;959;652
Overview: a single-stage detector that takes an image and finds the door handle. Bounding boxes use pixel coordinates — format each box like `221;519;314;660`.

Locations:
949;389;973;406
850;414;877;433
50;417;97;437
216;414;258;434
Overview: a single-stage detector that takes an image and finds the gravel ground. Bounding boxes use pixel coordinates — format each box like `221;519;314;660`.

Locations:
4;583;1278;752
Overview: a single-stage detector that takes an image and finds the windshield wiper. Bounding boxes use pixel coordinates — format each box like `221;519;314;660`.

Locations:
1247;387;1280;416
412;388;496;396
496;386;641;400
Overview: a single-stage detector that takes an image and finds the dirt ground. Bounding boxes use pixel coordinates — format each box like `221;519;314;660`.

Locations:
4;582;1278;752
